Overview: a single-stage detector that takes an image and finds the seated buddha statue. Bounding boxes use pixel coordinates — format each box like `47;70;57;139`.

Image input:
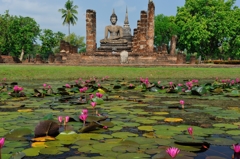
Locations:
100;10;128;44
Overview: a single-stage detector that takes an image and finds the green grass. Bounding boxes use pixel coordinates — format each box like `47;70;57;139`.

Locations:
0;65;239;81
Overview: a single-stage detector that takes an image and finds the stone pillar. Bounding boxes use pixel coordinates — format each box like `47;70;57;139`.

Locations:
146;1;155;53
65;42;70;53
35;54;43;64
136;20;141;53
190;55;196;64
170;35;177;55
0;55;3;63
48;54;55;63
139;11;147;54
73;46;78;53
132;29;138;53
86;9;96;53
162;43;168;54
55;54;62;64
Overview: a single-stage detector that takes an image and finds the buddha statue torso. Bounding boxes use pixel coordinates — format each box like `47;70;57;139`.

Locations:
100;10;127;44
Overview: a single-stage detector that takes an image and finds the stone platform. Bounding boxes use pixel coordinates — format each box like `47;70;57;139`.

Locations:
64;52;177;65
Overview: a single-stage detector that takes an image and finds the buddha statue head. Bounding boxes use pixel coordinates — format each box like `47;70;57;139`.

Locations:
110;9;118;25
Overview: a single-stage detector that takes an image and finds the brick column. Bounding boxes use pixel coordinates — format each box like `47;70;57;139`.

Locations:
170;35;177;55
139;11;147;54
86;9;96;54
132;29;138;53
136;20;141;53
146;1;155;53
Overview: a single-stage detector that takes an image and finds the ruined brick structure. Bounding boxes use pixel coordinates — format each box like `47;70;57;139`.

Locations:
60;40;78;54
86;10;96;53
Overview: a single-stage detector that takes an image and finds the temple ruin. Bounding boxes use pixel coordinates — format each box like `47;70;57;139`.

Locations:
76;0;178;65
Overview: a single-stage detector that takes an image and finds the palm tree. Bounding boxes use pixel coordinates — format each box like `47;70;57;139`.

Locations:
58;0;78;36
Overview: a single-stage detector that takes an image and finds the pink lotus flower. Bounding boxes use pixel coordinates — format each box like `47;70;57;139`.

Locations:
169;82;173;86
91;102;97;108
236;78;240;83
13;85;23;92
96;92;103;98
65;116;70;123
103;126;108;129
82;109;88;115
180;100;184;105
98;83;101;87
166;147;180;158
65;84;71;88
58;116;63;123
188;127;193;135
89;94;94;100
233;144;240;153
180;100;185;109
0;138;5;148
79;114;88;123
48;85;52;89
43;83;47;87
158;81;161;85
178;83;183;87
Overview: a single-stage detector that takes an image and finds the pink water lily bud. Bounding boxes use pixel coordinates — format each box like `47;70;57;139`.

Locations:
158;81;161;85
65;116;70;123
89;94;94;100
180;100;184;105
188;127;193;136
166;147;180;158
96;92;103;98
58;116;63;123
91;102;97;108
82;109;88;115
13;85;19;92
169;82;173;86
43;83;47;87
233;144;240;153
79;114;88;121
103;126;108;129
65;84;71;88
0;138;5;148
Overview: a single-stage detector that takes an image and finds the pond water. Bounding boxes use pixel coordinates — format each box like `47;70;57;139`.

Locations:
0;78;240;159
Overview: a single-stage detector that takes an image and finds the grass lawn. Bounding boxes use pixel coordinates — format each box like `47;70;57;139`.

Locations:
0;64;239;81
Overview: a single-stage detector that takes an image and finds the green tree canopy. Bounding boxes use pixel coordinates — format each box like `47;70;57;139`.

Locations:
64;33;86;53
39;29;65;59
176;0;240;59
154;14;180;47
58;0;78;36
0;11;40;60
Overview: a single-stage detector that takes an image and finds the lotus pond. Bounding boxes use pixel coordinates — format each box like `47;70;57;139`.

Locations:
0;77;240;159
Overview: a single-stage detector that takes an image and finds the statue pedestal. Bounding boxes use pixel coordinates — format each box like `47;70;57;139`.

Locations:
98;42;131;52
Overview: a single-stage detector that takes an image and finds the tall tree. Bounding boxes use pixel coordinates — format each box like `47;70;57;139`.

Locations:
9;16;40;60
176;0;240;59
39;29;65;58
154;14;180;47
58;0;78;36
0;11;40;59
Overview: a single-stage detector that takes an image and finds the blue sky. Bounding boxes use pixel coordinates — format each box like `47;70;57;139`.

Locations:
1;0;240;46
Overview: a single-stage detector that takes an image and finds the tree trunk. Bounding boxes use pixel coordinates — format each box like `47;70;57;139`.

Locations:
19;49;24;61
68;23;70;36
